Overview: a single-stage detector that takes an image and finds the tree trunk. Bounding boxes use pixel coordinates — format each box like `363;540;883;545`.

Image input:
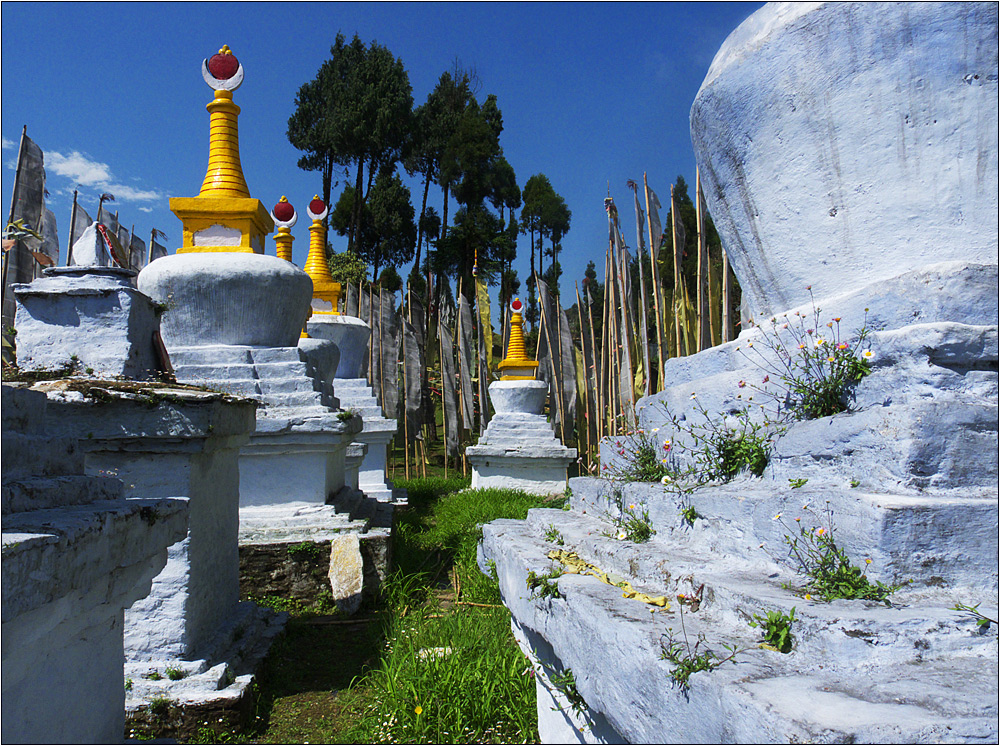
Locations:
348;161;364;252
413;170;432;278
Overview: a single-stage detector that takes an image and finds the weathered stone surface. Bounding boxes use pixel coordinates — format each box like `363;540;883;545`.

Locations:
307;314;371;379
13;266;160;379
691;2;999;320
137;253;313;348
2;384;188;745
328;533;364;615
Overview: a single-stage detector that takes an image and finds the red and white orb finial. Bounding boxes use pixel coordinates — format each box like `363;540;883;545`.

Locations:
510;298;523;314
306;195;328;221
271;196;297;228
202;45;244;91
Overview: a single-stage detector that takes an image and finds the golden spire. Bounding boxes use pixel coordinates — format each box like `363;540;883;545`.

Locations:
302;196;341;314
171;44;272;254
498;298;538;380
271;196;295;262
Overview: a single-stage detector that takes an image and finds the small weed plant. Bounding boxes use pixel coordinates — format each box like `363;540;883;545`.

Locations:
165;666;186;681
952;602;997;631
544;525;565;545
549;668;587;716
788;478;808;489
660;607;745;691
605;489;655;543
526;568;563;600
603;430;673;482
778;505;901;604
680;505;700;527
749;607;796;653
145;670;162;681
739;290;873;420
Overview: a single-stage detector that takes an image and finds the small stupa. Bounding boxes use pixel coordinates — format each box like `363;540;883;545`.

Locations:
466;298;576;494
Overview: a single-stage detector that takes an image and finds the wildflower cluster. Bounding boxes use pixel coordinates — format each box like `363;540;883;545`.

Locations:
609;492;655;543
740;290;873;420
775;504;901;604
602;427;674;483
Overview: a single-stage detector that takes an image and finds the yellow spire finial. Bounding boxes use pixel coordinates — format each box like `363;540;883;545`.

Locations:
497;298;538;380
219;45;232;55
302;196;341;315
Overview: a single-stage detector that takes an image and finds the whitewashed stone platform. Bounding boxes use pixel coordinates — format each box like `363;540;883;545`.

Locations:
481;494;998;744
26;381;287;733
468;380;577;495
2;385;189;744
13;265;160;379
307;314;406;526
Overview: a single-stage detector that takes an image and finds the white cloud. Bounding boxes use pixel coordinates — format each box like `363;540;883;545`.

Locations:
46;149;163;204
2;136;15;150
138;206;154;213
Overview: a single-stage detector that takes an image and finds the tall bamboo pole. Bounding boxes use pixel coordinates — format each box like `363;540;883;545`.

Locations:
66;190;80;267
401;289;410;480
536;276;566;443
439;310;449;479
695;169;710;352
722;249;733;343
643;173;667;392
575;281;592;471
670;184;684;357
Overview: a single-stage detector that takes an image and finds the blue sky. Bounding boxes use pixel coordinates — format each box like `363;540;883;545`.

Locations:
2;1;761;310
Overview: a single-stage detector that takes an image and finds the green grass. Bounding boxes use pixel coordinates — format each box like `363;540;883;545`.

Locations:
338;480;563;743
187;476;558;745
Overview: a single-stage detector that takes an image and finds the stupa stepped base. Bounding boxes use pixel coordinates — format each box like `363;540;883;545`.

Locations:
170;344;334;413
124;600;286;740
479;480;999;744
468;411;577;496
332;377;406;517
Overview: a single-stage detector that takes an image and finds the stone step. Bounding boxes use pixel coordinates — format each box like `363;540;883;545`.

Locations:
248;347;306;365
169;346;254;366
2;474;124;514
258;378;321;395
1;386;47;434
172;363;258;382
479;513;998;744
1;433;85;482
256;391;326;409
175;378;261;396
568;477;1000;590
253;361;310;379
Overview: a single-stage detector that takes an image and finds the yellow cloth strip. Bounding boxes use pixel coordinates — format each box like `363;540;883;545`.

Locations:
546;550;670;609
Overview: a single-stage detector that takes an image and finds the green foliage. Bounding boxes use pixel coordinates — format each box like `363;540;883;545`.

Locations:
165;666;186;681
342;478;547;744
749;607;796;653
604;431;673;482
287;541;327;560
680;505;700;527
526;568;563;600
326;249;369;288
951;602;997;631
147;697;172;720
788;478;808;489
544;525;565;545
780;508;900;604
287;32;413;252
659;615;744;691
549;669;586;716
145;671;162;681
740;294;872;420
379;264;403;292
125;678;133;691
330;169;416;280
607;491;655;543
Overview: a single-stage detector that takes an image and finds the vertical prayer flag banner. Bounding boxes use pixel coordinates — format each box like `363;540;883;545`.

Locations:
149;236;168;263
438;303;460;456
475;276;492;372
556;297;577;439
401;315;424;442
68;205;94;265
646;185;663;259
130;233;146;272
35;208;60;268
3;131;46;330
378;289;400;420
457;295;476;432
